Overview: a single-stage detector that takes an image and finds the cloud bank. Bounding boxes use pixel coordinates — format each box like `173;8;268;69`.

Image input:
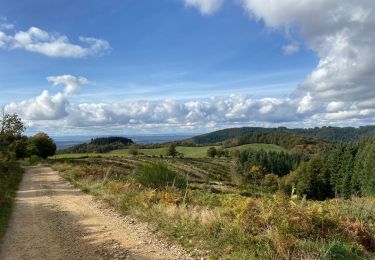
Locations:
5;1;375;133
0;26;110;58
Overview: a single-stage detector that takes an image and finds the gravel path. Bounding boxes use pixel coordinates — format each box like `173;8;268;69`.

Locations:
0;166;193;260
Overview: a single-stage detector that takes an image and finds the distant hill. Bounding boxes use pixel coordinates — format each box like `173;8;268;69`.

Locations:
188;126;375;144
60;136;134;153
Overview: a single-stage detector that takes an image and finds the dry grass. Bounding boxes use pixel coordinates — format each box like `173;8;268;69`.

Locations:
51;161;375;259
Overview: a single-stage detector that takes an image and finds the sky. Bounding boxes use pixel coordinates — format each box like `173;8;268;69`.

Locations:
1;0;375;136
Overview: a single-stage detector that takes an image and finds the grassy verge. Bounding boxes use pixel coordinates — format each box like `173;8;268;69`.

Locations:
51;161;375;259
0;160;23;239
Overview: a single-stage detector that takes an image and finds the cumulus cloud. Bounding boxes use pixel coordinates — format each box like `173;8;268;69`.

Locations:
240;0;375;109
5;75;308;130
0;17;14;30
184;0;225;15
6;1;375;131
5;75;88;120
0;26;110;58
47;75;89;95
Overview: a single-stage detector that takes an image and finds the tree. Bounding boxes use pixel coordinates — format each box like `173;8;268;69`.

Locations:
128;144;139;156
207;147;217;158
0;113;27;159
295;156;332;200
166;143;178;158
28;132;56;159
0;113;26;137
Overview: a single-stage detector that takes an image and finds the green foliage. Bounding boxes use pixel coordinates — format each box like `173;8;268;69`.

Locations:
189;125;375;144
294;156;332;200
0;113;26;137
354;139;375;196
61;136;134;153
27;155;42;165
90;136;133;146
325;240;362;260
128;144;139;155
262;173;279;192
135;161;186;189
28;132;56;159
0;159;23;238
238;149;308;177
166;143;178;157
206;147;217;158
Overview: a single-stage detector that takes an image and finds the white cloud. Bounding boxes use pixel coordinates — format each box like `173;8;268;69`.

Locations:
0;17;14;30
282;42;299;55
184;0;225;15
6;2;375;132
185;1;375;120
5;75;308;130
0;26;110;58
4;75;88;120
47;75;89;95
297;93;314;114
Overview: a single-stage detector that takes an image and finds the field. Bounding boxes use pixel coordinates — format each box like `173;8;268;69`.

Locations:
48;141;375;259
52;143;286;159
49;157;375;259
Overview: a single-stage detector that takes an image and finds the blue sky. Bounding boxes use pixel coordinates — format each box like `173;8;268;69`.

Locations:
1;0;374;135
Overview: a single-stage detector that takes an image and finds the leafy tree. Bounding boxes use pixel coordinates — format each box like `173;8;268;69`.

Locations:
28;132;56;159
294;156;332;200
207;147;217;158
0;113;26;137
128;144;139;156
166;143;178;158
0;113;27;159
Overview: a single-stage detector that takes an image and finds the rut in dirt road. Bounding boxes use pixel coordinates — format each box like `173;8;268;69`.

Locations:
0;166;192;260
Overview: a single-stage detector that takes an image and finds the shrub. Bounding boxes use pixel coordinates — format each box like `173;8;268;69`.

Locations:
27;155;42;165
207;147;217;158
28;132;56;159
263;173;279;192
135;161;186;189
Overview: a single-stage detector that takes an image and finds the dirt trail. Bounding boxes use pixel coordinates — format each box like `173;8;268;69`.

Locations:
0;166;192;260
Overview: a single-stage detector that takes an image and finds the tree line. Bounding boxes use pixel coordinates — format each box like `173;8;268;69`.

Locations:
238;138;375;200
189;126;375;144
60;136;133;153
0;114;56;207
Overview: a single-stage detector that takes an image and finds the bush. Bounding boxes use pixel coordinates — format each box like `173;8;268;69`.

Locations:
28;132;56;159
27;155;42;165
263;173;279;192
135;161;186;189
207;147;217;158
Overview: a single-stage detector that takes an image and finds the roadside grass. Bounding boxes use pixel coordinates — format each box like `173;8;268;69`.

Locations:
52;143;286;159
0;160;23;239
51;161;375;259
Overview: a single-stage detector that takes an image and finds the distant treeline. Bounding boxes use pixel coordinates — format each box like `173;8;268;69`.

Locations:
60;136;133;153
189;126;375;144
223;132;329;153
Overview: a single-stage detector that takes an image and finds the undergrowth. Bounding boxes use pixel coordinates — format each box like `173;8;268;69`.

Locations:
52;162;375;259
0;160;23;239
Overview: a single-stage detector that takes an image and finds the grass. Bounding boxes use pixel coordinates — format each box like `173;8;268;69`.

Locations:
0;160;23;239
51;161;375;259
52;143;286;159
